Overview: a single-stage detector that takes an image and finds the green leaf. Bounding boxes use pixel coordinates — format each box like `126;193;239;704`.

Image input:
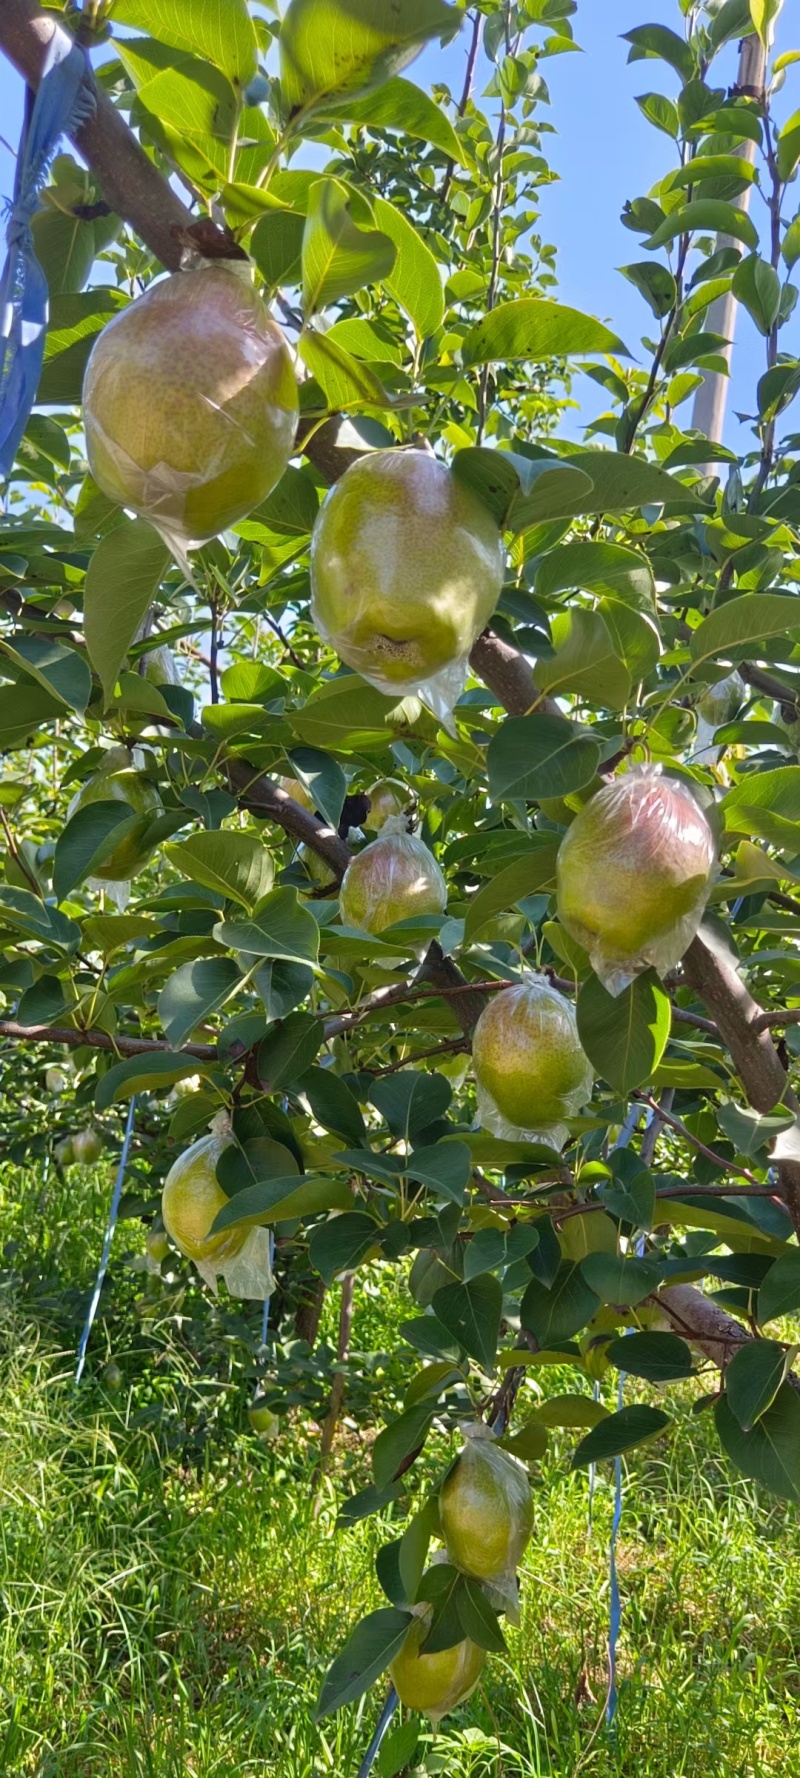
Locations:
258;1012;322;1089
604;1332;693;1383
309;1212;381;1284
715;1385;800;1502
725;1340;790;1431
373;1403;435;1489
0;636;91;713
757;1250;800;1324
731;254;782;336
53;802;139;902
250;209;305;289
623;24;694;80
302;179;396;316
604;1150;656;1229
325;75;463;164
298;327;388;407
158;958;241;1048
464;843;559;943
461;298;628;366
255;958;315;1020
84;520;170;707
212;1173;348;1232
167;832;274;910
577;970;671;1095
458;1579;508;1654
298;1066;366;1144
635;91;680;138
620;259;676;320
39;290;128;404
536;539;656;613
487;714;600;803
369;1070;452;1138
645;200;758;251
0;684;65;751
214;888;321;968
777;108;800;184
284;747;346;829
372;196;445;338
0;886;80;952
722;767;800;848
782;214;800;273
111;0;257;83
376;1721;420;1778
315;1607;413;1720
96;1052;214;1110
571;1404;669;1467
580;1251;662;1308
534;1392;609;1428
499;1420;550;1460
280;0;460;119
533;609;631;711
431;1274;503;1369
521;1263;600;1346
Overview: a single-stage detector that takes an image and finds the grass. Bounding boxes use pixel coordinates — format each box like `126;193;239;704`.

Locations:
1;1160;800;1777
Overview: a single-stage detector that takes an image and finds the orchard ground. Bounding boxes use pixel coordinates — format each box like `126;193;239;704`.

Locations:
2;1154;799;1778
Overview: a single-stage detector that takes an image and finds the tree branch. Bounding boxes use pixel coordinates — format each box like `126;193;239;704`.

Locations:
225;759;352;877
0;0;196;271
0;1020;217;1061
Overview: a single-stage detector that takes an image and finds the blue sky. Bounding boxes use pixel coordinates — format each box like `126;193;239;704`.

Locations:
0;2;797;452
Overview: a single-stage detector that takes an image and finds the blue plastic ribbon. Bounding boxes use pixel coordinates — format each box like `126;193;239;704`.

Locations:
0;30;94;479
357;1687;400;1778
75;1095;137;1386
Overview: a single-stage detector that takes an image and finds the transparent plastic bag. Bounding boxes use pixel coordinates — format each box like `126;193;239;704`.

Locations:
161;1113;275;1301
694;670;745;762
83;257;298;572
339;816;447;942
439;1424;533;1621
556;763;717;996
472;971;592;1150
309;449;505;736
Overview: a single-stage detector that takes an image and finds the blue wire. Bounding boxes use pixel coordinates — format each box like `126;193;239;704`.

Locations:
75;1096;137;1386
357;1687;400;1778
259;1231;276;1350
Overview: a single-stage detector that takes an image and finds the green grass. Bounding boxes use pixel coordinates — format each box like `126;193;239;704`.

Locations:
1;1162;800;1777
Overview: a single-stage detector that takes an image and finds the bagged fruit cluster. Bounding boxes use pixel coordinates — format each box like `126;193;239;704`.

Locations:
310;449;505;732
556;764;717;996
161;1112;274;1299
83;258;298;567
339;816;447;943
389;1426;533;1719
472;971;593;1149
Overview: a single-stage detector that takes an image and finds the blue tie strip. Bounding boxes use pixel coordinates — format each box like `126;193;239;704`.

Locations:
0;31;94;479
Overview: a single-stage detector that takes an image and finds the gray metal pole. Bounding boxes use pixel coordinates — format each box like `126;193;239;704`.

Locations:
690;31;768;450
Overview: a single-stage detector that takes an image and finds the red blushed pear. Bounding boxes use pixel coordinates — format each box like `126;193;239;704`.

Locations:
556;765;717;996
83;262;298;552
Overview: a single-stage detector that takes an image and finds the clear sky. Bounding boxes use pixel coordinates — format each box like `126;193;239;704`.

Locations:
0;2;797;453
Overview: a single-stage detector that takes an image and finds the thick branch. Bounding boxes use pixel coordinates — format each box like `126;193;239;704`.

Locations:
658;1283;749;1368
469;630;560;718
225;759;352;877
0;0;194;271
683;927;800;1231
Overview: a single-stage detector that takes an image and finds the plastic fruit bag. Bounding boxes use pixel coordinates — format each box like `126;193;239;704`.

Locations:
472;971;593;1149
83;257;298;569
339;816;447;939
389;1603;486;1721
440;1424;534;1619
310;449;504;735
161;1113;274;1299
694;670;745;762
556;764;717;996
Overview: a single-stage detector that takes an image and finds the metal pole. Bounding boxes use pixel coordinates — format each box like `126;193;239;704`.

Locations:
690;31;768;451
